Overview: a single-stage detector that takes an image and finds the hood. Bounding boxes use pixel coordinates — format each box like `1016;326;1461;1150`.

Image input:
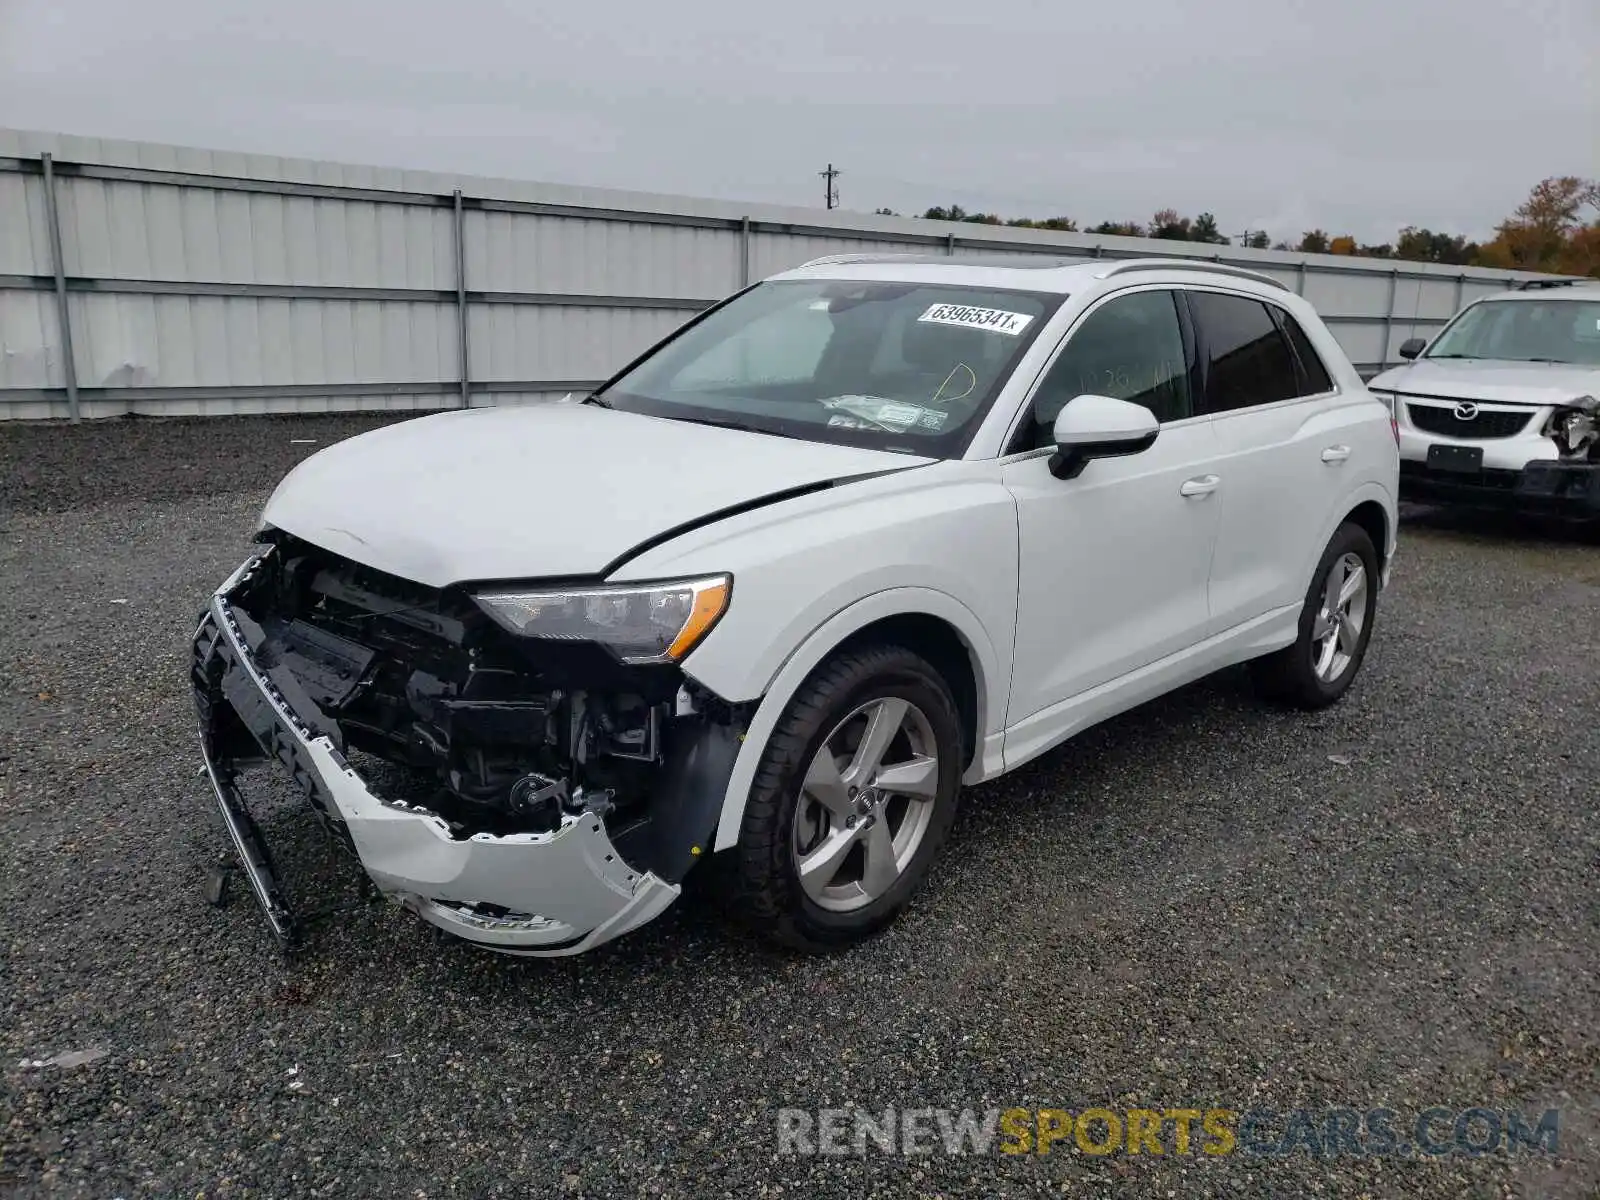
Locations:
260;403;930;587
1367;358;1600;406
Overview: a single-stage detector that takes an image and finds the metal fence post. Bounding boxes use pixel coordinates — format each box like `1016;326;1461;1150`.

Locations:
453;189;469;408
740;216;751;286
945;232;956;256
1452;273;1465;315
1295;261;1307;296
40;153;80;422
1380;268;1398;367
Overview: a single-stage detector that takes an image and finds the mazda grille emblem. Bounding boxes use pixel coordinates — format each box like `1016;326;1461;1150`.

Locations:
1453;402;1480;421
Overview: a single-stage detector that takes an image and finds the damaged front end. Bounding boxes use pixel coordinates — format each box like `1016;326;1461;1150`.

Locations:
1547;395;1600;462
1521;394;1600;513
191;534;748;956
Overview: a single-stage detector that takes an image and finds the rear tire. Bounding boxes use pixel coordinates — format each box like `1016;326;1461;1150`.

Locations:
729;643;963;953
1250;521;1380;709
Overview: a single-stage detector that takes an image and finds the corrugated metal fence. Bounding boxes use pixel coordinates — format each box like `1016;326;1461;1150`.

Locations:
0;128;1569;421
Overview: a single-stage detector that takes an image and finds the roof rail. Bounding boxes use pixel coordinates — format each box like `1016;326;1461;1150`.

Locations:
796;252;923;268
1096;258;1290;291
1515;278;1582;291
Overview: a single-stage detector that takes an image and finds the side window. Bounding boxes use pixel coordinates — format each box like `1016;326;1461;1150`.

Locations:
1025;290;1192;449
1188;291;1300;414
1277;310;1334;395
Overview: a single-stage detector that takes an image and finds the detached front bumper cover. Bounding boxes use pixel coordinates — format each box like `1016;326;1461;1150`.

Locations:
193;554;680;956
1399;458;1600;517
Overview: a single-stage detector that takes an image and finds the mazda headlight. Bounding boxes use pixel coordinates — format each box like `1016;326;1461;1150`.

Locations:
1369;389;1397;414
472;575;731;664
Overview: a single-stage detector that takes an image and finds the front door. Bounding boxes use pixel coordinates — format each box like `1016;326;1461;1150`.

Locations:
1001;288;1222;733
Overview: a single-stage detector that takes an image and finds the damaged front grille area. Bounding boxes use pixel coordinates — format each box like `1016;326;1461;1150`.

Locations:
193;536;746;956
221;532;700;848
192;592;355;853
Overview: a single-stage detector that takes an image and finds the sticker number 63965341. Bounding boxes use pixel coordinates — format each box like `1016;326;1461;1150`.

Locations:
917;303;1035;336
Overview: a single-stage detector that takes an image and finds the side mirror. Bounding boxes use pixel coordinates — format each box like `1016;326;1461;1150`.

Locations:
1049;395;1160;481
1398;338;1426;360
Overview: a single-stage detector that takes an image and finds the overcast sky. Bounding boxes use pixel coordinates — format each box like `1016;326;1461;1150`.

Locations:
2;0;1595;243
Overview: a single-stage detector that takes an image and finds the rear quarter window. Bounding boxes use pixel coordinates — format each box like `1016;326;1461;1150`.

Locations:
1278;311;1335;394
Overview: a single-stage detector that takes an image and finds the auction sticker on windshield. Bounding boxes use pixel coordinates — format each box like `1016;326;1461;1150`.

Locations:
918;303;1035;336
822;395;931;431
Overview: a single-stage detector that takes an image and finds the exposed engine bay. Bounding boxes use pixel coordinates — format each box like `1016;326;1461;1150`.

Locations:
1547;395;1600;461
201;531;750;892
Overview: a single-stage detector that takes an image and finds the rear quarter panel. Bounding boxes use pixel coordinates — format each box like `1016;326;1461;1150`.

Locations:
1289;294;1400;580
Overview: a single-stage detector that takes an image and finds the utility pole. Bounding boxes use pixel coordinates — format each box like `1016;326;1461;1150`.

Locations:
820;163;840;210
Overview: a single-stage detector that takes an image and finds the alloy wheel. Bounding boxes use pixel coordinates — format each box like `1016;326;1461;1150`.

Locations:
1311;551;1368;683
790;696;941;913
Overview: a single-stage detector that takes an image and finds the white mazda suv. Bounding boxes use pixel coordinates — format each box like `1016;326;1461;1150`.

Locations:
1370;279;1600;518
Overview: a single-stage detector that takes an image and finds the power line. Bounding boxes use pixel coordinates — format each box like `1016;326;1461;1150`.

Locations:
820;163;840;210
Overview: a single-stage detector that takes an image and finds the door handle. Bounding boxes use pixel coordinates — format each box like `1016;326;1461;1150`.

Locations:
1179;474;1220;498
1321;445;1352;463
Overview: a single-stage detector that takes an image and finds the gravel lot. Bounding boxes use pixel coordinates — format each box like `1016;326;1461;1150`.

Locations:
2;415;1597;1199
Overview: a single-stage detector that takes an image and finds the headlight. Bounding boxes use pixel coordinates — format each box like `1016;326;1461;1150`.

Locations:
472;575;731;664
1369;389;1396;414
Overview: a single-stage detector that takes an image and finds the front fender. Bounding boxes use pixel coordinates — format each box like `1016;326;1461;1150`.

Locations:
700;586;1006;854
603;460;1020;854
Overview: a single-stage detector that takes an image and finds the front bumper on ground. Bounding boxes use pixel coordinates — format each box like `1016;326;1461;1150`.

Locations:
192;555;680;956
1399;458;1600;517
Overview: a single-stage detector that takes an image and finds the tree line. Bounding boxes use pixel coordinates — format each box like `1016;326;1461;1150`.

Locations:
872;177;1600;277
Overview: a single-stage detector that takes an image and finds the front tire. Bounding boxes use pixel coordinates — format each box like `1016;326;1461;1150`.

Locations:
1250;521;1380;709
730;643;963;952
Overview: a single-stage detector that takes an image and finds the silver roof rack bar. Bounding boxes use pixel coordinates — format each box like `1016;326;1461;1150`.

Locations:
1096;258;1291;291
795;252;925;268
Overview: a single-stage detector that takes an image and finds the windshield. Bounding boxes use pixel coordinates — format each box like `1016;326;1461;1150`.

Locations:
594;279;1064;454
1426;297;1600;365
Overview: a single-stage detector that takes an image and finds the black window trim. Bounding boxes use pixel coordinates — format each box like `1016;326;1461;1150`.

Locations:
1267;304;1336;399
1001;284;1203;457
1174;287;1205;407
1184;285;1328;419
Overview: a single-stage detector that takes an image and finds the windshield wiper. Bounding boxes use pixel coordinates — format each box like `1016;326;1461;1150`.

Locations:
1427;353;1478;359
580;392;613;409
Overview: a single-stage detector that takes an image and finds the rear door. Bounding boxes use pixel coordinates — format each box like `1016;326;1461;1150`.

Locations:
1185;289;1362;634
